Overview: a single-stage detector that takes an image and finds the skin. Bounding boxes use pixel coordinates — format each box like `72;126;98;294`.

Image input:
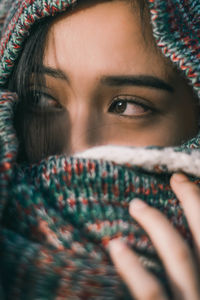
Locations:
34;1;200;297
109;174;200;300
41;0;199;155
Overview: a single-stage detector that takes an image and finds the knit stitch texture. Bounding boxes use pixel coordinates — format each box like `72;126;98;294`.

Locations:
0;1;200;299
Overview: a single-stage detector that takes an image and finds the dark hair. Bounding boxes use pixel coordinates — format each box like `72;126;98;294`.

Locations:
9;0;149;163
8;17;69;163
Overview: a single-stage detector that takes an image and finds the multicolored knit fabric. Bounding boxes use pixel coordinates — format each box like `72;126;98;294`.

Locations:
0;0;200;299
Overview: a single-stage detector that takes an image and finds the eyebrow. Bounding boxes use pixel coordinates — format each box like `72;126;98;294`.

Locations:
101;75;174;93
40;66;68;81
41;66;174;93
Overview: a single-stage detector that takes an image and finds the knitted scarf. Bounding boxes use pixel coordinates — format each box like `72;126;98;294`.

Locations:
0;0;200;299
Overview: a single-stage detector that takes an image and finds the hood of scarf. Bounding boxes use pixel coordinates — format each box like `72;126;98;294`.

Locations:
0;1;200;299
0;0;199;96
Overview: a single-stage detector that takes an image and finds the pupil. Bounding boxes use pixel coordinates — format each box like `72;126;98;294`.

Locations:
115;101;127;113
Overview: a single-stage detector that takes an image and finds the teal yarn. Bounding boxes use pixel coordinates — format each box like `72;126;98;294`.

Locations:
149;0;200;98
1;94;199;299
0;0;77;86
0;0;199;97
0;0;200;299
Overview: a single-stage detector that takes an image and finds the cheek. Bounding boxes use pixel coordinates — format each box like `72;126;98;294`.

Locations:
88;116;159;147
93;113;198;148
14;105;71;163
168;98;200;144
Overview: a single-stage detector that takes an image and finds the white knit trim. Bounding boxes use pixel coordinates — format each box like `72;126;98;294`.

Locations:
74;146;200;177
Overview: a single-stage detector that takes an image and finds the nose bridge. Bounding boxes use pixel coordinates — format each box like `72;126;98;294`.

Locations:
70;99;92;154
70;98;105;154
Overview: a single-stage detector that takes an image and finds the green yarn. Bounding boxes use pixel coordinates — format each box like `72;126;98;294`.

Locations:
0;0;200;299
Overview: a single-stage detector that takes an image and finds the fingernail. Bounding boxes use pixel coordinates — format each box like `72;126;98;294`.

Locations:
172;173;188;183
130;198;147;212
108;239;126;253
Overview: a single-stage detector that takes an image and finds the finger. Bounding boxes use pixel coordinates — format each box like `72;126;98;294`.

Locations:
109;239;168;300
170;173;200;255
130;200;200;300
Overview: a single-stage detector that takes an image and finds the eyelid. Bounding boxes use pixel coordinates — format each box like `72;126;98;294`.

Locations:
28;89;64;111
28;84;56;99
107;95;159;119
109;95;156;111
29;89;56;100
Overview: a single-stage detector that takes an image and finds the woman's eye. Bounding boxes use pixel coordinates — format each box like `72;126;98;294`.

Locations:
108;98;151;117
29;91;62;109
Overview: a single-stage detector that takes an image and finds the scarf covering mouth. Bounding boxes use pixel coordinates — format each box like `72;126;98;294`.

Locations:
0;0;200;299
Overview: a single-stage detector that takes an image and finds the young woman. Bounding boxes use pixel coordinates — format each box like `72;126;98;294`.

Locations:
0;0;199;299
8;0;199;162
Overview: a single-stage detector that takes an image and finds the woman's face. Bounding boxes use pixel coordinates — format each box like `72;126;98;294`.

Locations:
42;0;199;154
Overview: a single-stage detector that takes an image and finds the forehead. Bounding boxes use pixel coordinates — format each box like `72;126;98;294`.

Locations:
44;1;173;80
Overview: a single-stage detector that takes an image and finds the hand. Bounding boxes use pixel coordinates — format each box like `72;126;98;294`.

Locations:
108;173;200;300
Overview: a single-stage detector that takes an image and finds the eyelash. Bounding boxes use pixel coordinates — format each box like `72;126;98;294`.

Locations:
108;96;155;118
28;90;63;111
28;90;155;118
